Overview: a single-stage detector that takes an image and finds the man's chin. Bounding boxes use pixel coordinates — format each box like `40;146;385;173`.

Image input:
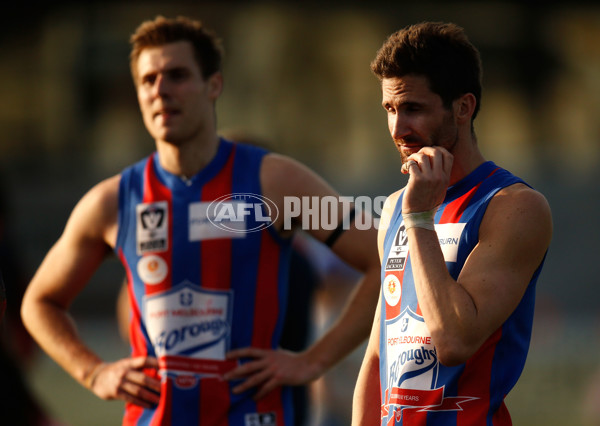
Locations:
153;130;181;145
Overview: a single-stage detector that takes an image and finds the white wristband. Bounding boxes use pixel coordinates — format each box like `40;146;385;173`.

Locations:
402;209;436;231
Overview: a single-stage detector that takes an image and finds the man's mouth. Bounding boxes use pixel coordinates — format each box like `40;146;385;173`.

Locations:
154;106;179;117
395;141;422;153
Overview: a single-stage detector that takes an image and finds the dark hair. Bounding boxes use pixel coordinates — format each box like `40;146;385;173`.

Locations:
371;22;482;119
129;15;224;82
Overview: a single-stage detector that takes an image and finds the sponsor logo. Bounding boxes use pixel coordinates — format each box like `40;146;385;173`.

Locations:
380;306;476;421
155;318;229;353
174;375;198;389
144;282;233;361
189;202;247;241
434;223;466;262
385;307;437;390
245;412;276;426
385;224;408;271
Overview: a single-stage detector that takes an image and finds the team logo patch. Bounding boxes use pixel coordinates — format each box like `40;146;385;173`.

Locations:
383;274;401;306
136;201;169;255
137;255;168;285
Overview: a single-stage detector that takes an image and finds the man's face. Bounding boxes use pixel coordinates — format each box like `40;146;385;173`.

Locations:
135;41;221;145
381;74;458;164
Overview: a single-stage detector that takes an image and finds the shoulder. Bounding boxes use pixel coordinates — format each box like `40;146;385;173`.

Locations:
489;183;551;224
379;189;403;230
377;189;404;260
261;152;316;179
260;153;337;199
231;139;269;155
259;153;341;238
482;183;552;253
382;190;403;213
68;175;121;245
84;174;121;208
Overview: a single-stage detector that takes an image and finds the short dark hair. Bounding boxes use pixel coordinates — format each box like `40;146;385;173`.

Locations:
129;15;224;82
371;22;482;119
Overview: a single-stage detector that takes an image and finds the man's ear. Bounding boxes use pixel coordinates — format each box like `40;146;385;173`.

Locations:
454;93;476;124
207;72;224;100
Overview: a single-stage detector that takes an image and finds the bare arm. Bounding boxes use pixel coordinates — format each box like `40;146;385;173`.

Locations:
21;175;161;406
402;147;553;366
225;153;381;398
352;295;381;426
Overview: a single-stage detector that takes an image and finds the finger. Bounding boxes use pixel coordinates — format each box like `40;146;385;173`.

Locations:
117;386;159;409
121;380;161;405
232;368;273;394
420;146;451;168
143;356;160;369
224;358;268;380
130;356;159;370
429;148;445;172
226;347;265;360
253;377;280;401
127;369;162;392
417;149;435;170
425;147;452;180
418;146;440;156
401;159;418;175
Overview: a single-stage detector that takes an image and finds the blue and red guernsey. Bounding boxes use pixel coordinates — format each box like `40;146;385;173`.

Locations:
115;139;294;426
379;161;547;425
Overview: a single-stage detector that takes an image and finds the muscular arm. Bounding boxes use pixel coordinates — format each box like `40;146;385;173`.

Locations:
22;176;120;384
403;147;553;366
21;175;160;406
410;185;552;365
225;153;381;398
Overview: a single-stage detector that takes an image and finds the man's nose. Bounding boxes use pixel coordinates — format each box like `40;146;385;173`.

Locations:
390;115;410;140
153;74;170;97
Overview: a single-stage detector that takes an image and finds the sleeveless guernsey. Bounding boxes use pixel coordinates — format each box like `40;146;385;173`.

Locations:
379;161;546;425
115;139;294;426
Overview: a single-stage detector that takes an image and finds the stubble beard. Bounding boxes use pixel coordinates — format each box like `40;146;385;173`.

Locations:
396;133;457;166
397;111;459;164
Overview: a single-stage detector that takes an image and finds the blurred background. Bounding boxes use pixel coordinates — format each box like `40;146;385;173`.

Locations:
0;1;599;425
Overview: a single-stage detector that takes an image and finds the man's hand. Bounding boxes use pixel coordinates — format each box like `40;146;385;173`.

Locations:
401;146;453;213
88;356;161;408
224;348;321;400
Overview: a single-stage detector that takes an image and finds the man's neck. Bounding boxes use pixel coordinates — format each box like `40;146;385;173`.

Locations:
448;133;486;186
156;135;220;179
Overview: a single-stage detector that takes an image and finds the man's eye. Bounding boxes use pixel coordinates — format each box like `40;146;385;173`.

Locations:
142;76;156;86
168;69;188;81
